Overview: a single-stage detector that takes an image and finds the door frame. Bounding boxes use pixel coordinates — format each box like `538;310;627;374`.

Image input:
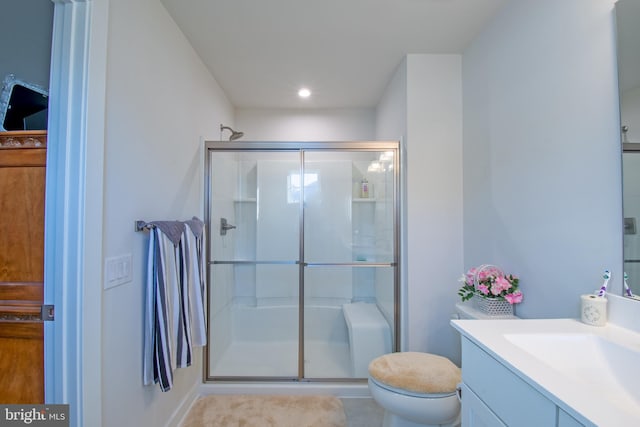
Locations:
45;1;107;425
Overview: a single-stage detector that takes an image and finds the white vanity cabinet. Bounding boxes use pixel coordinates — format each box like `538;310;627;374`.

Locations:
452;318;640;426
460;337;587;427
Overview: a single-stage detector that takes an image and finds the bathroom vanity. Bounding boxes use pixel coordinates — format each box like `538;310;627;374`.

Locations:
451;318;640;427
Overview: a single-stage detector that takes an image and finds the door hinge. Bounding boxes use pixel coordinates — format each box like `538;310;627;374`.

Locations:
41;304;55;321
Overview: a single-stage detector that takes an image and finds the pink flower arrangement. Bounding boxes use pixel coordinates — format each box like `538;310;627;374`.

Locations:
458;264;522;305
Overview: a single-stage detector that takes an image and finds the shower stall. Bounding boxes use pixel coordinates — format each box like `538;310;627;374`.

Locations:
204;141;399;382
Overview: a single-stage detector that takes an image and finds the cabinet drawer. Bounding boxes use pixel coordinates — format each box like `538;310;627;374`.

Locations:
462;337;556;427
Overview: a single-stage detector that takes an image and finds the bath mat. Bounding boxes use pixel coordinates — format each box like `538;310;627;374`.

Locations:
181;394;347;427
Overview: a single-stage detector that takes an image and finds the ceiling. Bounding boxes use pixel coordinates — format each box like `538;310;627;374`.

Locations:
160;0;509;109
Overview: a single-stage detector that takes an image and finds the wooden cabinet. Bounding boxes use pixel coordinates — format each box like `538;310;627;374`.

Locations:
0;130;46;403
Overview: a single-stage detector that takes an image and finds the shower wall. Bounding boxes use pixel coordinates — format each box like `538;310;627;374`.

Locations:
227;156;390;306
233;158;361;305
255;160;302;305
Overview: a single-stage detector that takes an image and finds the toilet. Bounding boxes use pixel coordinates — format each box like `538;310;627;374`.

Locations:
368;302;519;427
368;352;462;427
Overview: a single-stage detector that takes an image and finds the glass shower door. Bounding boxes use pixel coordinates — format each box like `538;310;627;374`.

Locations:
207;149;301;379
303;149;396;379
205;141;399;381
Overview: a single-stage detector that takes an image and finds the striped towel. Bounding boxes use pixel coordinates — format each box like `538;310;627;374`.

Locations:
142;218;207;392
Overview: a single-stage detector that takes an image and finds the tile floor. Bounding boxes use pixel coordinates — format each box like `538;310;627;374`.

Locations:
341;397;384;427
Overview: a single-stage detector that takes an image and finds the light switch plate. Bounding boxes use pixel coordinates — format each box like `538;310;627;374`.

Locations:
104;254;133;290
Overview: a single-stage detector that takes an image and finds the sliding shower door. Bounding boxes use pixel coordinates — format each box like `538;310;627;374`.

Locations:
206;149;300;378
302;150;396;379
205;142;399;381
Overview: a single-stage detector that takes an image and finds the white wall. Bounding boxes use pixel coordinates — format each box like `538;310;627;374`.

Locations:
235;108;375;141
462;0;622;320
406;55;464;362
375;59;407;143
100;0;233;425
376;55;464;364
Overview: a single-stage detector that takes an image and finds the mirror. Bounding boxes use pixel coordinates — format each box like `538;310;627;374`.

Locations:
618;0;640;299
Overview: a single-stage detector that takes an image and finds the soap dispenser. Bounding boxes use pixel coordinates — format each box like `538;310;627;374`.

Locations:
360;178;369;198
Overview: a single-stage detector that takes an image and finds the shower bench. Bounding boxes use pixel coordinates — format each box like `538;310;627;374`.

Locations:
342;303;392;378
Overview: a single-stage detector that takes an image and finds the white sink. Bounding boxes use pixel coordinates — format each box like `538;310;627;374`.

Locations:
504;332;640;408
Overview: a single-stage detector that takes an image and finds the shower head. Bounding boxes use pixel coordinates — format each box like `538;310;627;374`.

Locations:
220;124;244;141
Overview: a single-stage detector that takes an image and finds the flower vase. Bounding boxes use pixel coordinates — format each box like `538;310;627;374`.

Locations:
472;294;514;317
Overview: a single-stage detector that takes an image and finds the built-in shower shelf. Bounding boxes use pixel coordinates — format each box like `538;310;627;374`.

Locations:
352;198;379;203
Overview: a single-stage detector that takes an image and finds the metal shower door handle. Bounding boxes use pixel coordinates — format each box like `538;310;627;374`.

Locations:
220;218;236;236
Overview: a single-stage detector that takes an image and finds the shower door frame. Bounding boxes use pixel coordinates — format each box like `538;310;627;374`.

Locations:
203;140;401;382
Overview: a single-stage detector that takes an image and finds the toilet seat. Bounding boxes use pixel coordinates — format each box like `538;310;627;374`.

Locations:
369;376;457;399
368;352;461;395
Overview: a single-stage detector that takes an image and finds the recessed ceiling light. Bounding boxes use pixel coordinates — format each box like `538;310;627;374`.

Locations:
298;88;311;98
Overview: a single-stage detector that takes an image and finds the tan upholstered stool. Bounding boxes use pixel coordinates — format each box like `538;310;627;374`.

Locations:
367;352;461;427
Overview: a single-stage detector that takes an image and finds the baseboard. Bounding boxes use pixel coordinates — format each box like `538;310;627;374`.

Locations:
198;381;371;398
165;382;201;427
